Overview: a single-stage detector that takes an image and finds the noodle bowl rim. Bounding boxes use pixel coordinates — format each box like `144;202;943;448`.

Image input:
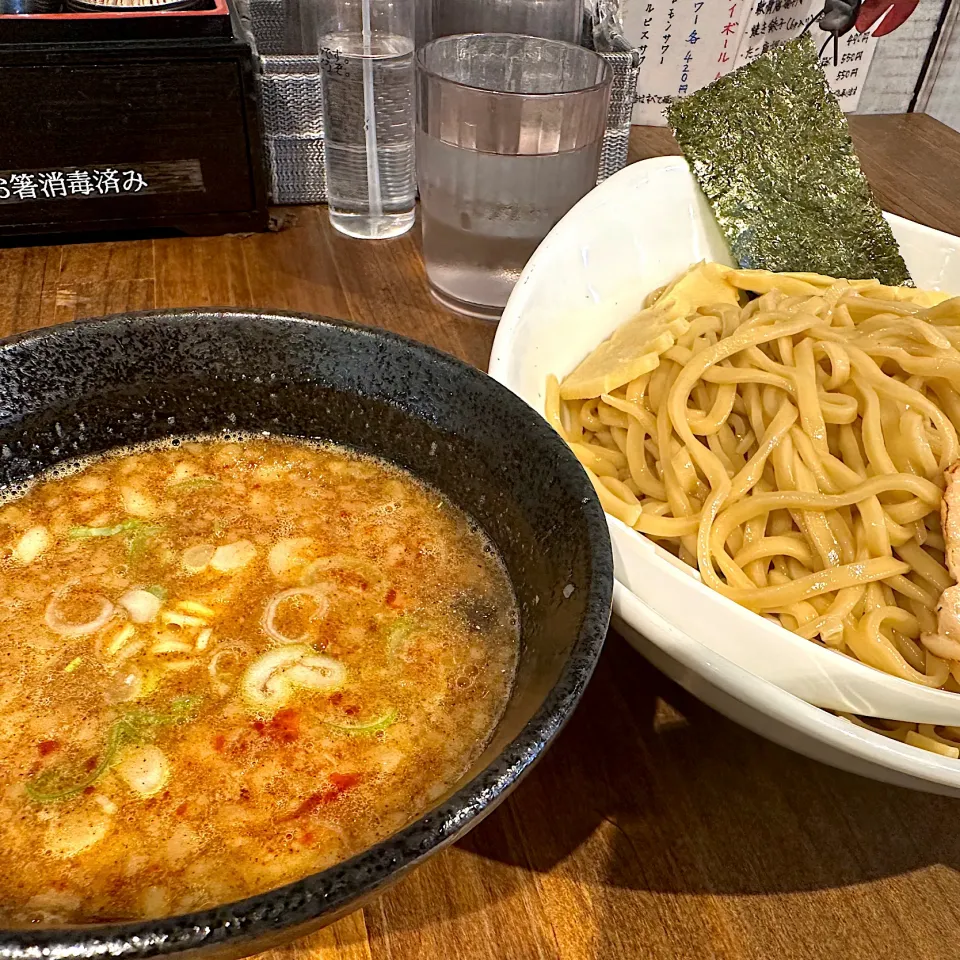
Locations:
615;583;960;791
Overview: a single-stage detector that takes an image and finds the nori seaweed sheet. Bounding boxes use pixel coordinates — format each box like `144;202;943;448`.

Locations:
667;36;912;286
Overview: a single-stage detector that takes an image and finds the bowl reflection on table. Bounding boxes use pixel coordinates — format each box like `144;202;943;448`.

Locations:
0;309;612;959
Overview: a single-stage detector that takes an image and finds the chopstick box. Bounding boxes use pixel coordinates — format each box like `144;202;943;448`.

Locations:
0;0;269;239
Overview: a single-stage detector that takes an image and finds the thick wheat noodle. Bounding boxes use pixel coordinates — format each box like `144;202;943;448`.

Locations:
725;557;910;610
672;316;825;588
706;476;943;590
548;267;960;703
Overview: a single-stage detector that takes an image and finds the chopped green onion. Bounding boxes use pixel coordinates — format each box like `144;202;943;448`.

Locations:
69;519;162;563
324;709;398;736
127;524;162;562
26;735;117;803
69;518;143;539
64;657;82;673
25;696;201;803
169;477;221;492
385;614;415;656
145;584;168;602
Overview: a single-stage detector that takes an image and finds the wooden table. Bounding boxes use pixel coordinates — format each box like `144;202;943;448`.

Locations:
4;114;960;960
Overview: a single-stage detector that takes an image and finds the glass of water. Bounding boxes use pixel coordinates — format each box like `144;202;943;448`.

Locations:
430;0;583;44
416;33;612;319
317;0;416;239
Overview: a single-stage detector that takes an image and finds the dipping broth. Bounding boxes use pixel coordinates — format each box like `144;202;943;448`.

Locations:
0;437;519;925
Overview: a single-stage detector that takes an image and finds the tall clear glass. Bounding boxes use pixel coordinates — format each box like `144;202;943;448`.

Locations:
431;0;582;44
416;34;612;319
317;0;416;239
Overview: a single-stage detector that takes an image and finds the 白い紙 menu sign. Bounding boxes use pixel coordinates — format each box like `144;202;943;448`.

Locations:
624;0;922;124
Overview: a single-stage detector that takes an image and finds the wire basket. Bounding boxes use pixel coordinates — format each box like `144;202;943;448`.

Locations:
248;0;640;206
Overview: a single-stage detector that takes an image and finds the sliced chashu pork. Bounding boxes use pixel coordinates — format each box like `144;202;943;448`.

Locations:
922;463;960;661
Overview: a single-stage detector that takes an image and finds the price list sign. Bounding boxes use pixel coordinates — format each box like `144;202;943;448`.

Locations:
734;0;880;112
625;0;885;124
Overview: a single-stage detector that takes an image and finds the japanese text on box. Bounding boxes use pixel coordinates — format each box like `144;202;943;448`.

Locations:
0;168;149;203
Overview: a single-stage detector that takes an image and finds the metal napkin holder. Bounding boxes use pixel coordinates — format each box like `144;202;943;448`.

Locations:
247;0;640;205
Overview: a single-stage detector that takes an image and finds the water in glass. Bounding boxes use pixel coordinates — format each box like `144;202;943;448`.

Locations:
319;32;416;240
418;133;602;318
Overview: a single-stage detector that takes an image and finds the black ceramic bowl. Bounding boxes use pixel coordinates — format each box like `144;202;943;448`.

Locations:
0;310;612;960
